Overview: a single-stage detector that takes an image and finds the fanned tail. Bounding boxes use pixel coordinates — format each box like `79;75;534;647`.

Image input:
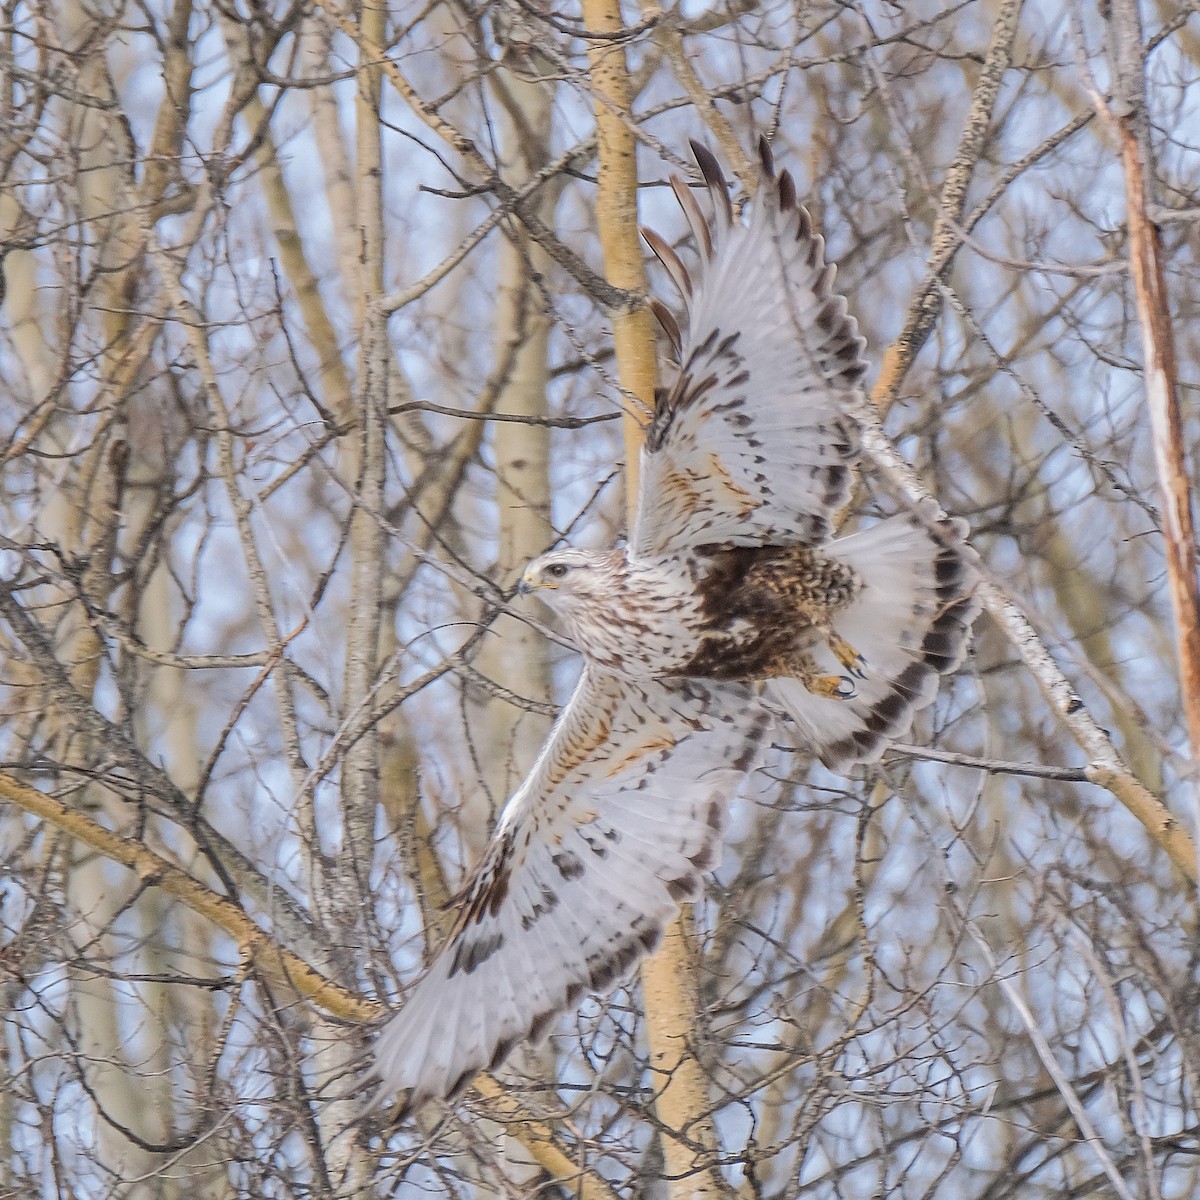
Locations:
768;499;979;771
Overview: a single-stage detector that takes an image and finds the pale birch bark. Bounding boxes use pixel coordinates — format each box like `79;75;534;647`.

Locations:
474;103;555;812
5;2;1200;1195
112;405;219;1200
459;39;558;886
294;4;389;1192
38;4;181;1189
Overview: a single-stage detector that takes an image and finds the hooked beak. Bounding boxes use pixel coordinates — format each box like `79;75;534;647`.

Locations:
516;572;537;596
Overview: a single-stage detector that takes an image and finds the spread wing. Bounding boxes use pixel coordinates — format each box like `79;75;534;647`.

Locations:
371;668;771;1118
633;138;867;558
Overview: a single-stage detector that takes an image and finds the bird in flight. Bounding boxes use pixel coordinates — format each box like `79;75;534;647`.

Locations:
372;138;979;1117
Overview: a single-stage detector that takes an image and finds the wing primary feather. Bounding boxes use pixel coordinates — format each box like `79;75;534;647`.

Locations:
794;202;813;243
778;168;797;213
650;300;682;358
641;225;693;300
756;134;774;179
632;139;873;555
689;140;731;233
370;672;768;1117
670;174;713;262
757;145;796;216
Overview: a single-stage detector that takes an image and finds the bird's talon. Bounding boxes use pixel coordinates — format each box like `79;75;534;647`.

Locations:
811;674;857;700
829;633;867;679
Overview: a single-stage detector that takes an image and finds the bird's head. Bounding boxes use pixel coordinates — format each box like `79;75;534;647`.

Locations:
517;548;622;622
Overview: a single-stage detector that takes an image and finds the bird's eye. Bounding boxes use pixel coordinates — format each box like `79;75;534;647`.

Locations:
546;563;570;579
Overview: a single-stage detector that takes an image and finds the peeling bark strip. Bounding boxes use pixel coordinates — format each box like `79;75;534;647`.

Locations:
1118;119;1200;762
1107;0;1200;798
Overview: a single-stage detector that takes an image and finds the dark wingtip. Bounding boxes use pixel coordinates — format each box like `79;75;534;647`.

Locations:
689;140;725;191
757;134;773;177
640;222;668;265
758;137;795;210
650;298;682;358
778;167;796;212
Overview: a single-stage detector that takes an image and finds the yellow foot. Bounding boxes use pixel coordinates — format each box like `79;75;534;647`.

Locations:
811;674;857;700
828;633;867;680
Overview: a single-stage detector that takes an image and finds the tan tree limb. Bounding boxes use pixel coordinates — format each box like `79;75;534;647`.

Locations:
651;12;751;184
0;576;344;974
867;0;1023;413
457;1076;625;1200
579;2;727;1195
335;0;389;908
581;3;660;456
851;0;1197;884
0;772;376;1021
321;6;633;313
849;395;1198;885
475;41;556;807
141;0;197;220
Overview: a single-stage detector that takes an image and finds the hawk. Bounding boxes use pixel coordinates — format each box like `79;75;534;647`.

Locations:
372;139;979;1116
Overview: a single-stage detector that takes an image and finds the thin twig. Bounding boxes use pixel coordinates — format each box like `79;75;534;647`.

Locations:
886;744;1089;782
965;922;1139;1200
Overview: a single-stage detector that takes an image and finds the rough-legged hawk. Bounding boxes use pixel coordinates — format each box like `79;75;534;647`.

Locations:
371;139;980;1116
